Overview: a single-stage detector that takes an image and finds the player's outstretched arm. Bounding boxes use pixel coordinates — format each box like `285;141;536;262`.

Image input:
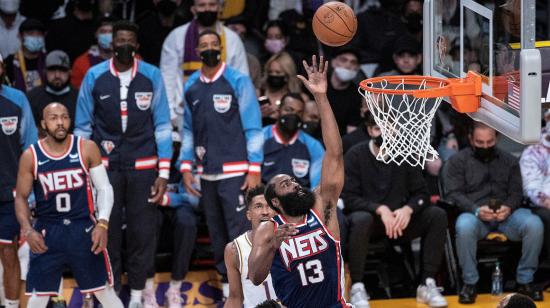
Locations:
15;149;48;254
249;221;297;285
224;242;244;308
82;140;113;254
297;55;344;224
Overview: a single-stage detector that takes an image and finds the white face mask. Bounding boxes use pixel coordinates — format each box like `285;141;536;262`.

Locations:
334;67;357;82
0;0;19;14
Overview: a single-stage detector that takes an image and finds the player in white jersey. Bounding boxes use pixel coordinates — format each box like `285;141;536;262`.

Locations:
224;185;277;308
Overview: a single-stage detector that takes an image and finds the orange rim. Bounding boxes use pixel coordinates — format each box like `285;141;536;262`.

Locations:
358;75;452;97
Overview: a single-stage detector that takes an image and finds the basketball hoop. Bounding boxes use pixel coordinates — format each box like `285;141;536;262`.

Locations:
358;71;482;168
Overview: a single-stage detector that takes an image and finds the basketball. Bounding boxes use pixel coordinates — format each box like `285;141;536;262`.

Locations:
312;2;357;47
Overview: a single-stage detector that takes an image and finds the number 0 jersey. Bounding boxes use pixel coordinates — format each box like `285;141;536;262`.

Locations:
270;210;351;308
30;135;94;220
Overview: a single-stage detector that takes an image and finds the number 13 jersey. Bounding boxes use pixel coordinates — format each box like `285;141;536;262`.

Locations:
270;209;351;308
30;135;94;220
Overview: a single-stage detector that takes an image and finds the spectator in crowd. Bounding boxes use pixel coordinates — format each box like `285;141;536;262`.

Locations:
519;128;550;267
45;0;96;62
27;50;78;133
71;16;115;88
401;0;423;40
137;0;186;67
262;20;288;61
341;112;448;308
0;0;25;59
445;123;544;303
145;133;198;308
257;52;301;126
342;100;370;153
262;92;324;189
179;29;262;298
377;35;422;76
301;99;321;141
327;47;362;135
224;15;262;88
74;20;172;306
4;18;46;92
0;52;37;308
160;0;248;130
224;185;277;307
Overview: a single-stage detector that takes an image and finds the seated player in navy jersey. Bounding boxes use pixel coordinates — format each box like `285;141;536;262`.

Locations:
248;56;351;308
14;103;123;308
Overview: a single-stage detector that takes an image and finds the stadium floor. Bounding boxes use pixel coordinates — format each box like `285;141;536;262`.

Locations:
61;270;550;308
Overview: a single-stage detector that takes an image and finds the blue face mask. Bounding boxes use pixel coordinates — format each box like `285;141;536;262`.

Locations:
97;33;112;50
23;36;44;53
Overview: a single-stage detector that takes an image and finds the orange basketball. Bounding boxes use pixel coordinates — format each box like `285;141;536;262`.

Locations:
312;2;357;47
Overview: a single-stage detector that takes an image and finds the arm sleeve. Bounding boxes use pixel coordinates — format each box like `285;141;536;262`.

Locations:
519;147;546;207
160;28;184;122
236;74;263;173
405;166;429;212
74;70;96;139
178;101;195;173
504;160;523;210
151;69;173;179
19;94;38;150
445;154;478;213
340;147;380;213
304;135;325;189
89;164;114;222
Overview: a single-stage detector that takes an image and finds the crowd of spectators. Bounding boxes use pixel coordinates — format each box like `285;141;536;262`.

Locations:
1;0;549;307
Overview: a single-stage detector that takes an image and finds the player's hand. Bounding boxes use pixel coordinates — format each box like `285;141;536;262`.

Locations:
274;223;298;249
91;221;108;255
148;177;168;204
183;172;201;197
478;205;496;222
241;172;261;191
392;206;413;237
298;55;328;96
26;229;47;254
495;205;512;222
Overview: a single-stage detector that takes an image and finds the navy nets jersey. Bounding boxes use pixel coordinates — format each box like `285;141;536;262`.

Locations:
30;135;93;220
271;209;351;308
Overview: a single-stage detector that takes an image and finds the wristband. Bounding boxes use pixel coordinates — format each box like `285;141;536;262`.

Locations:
97;222;109;231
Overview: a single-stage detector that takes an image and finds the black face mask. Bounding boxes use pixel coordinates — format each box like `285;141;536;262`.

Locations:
373;134;383;147
157;0;177;17
278;114;302;135
473;146;496;163
113;44;136;65
302;121;320;137
200;49;221;67
405;12;423;34
267;75;286;90
278;187;316;217
196;11;218;27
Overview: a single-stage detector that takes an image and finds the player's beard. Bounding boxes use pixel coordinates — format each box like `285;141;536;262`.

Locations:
45;126;68;143
277;187;316;217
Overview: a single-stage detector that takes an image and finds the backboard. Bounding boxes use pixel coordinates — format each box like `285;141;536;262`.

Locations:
423;0;544;143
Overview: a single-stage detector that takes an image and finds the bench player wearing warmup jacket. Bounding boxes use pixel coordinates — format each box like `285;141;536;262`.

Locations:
179;29;263;291
14;103;123;308
248;56;351;308
224;185;277;308
74;21;172;305
0;54;38;308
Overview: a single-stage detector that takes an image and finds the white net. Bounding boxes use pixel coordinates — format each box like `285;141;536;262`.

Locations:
358;77;447;168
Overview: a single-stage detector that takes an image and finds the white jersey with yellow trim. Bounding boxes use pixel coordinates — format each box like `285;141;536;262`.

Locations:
234;231;277;308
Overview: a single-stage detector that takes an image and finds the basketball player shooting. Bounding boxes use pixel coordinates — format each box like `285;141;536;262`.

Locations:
248;56;350;307
14;103;123;307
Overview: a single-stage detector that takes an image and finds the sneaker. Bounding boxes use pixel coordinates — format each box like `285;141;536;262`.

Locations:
81;294;94;308
143;289;159;308
350;282;370;308
416;278;448;307
165;287;182;308
128;302;143;308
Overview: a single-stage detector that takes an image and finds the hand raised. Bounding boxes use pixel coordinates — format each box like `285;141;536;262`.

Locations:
297;55;328;96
